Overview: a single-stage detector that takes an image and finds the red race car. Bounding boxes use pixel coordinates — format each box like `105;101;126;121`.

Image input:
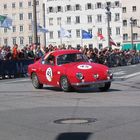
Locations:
28;49;113;92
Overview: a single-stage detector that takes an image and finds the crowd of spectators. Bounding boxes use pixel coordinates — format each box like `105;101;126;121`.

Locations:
0;43;140;67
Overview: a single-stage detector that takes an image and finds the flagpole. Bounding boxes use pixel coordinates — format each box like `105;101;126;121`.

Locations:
43;3;46;47
33;0;38;45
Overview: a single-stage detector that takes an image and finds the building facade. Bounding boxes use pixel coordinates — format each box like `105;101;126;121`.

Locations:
0;0;45;47
45;0;123;49
122;0;140;50
0;0;123;49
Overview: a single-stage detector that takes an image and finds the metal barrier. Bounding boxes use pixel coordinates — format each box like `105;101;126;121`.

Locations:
0;59;34;79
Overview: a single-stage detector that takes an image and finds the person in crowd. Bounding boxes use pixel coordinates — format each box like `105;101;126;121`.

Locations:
12;44;19;60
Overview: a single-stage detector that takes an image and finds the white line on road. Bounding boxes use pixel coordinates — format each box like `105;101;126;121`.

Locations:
114;72;140;79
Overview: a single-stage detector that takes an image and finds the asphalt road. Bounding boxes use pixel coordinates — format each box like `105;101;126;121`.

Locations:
0;64;140;140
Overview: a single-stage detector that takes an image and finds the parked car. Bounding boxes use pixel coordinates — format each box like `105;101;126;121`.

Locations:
28;50;113;92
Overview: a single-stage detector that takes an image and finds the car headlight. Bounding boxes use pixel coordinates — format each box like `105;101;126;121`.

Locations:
76;72;84;80
107;69;113;79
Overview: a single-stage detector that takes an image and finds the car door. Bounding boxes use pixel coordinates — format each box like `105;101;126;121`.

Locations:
38;54;58;86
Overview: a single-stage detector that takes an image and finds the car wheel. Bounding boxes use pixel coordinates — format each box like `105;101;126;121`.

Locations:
99;82;111;92
31;73;43;89
60;76;73;92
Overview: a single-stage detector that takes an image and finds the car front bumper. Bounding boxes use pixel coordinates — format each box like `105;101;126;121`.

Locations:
71;79;113;87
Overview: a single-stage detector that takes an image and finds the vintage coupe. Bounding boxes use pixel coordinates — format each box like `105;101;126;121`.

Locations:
28;50;113;92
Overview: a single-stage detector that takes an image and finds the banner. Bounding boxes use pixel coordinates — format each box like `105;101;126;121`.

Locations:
82;30;92;39
0;15;12;29
60;27;71;38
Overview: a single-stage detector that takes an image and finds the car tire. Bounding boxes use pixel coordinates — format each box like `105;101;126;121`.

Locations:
31;73;43;89
60;76;73;92
99;82;111;92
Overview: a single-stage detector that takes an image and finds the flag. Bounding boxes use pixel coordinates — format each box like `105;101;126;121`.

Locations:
110;37;117;46
97;32;104;40
32;21;48;33
82;30;92;39
60;27;71;38
0;15;12;29
37;25;48;33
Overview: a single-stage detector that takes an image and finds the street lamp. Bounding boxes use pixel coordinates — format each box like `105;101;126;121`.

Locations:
105;5;111;49
33;0;38;45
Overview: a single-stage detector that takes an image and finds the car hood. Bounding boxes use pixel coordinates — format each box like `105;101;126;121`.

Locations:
63;62;108;72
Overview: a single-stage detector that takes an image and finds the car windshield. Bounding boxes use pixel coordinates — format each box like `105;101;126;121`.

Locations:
57;53;89;65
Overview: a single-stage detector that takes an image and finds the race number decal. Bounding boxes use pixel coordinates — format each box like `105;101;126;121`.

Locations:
77;65;92;70
46;67;53;82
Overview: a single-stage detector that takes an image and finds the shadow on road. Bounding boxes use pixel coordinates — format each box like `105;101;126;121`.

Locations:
56;132;92;140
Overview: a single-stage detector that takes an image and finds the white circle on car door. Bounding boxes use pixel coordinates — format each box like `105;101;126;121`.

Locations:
46;67;53;82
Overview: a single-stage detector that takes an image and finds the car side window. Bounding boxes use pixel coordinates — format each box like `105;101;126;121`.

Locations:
45;55;55;65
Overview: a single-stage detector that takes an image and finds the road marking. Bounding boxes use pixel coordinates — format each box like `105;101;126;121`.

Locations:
114;72;140;79
0;78;31;84
113;71;126;75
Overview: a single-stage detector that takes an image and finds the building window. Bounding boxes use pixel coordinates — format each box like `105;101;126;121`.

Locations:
28;1;32;7
96;2;102;9
49;18;53;26
36;1;39;6
4;38;8;45
20;37;24;45
88;29;92;35
122;7;126;13
38;36;40;44
48;7;54;13
115;13;120;21
12;13;16;20
57;6;63;12
114;1;120;7
13;26;16;32
76;29;80;38
19;13;23;20
106;2;111;7
12;3;16;8
97;14;102;22
123;20;127;26
29;24;32;31
75;4;81;10
19;2;23;8
66;17;71;24
28;13;32;20
29;36;33;44
68;30;71;38
133;33;138;40
12;37;16;45
87;15;92;23
49;31;54;39
89;44;93;49
57;17;61;25
4;4;7;9
132;6;136;12
58;31;60;38
133;19;137;27
116;43;121;47
123;34;128;41
20;25;23;32
99;43;103;49
98;28;102;34
86;3;92;10
116;27;120;35
4;28;7;33
66;5;72;11
75;16;80;24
